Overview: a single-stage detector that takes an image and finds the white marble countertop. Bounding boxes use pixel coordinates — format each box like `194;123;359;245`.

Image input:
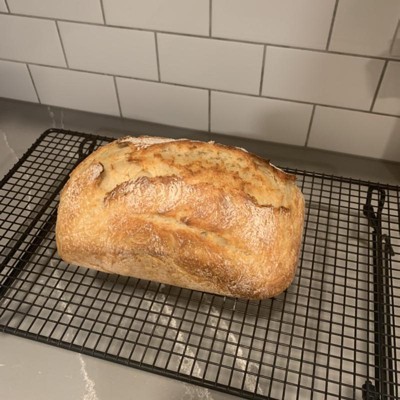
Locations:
1;98;399;400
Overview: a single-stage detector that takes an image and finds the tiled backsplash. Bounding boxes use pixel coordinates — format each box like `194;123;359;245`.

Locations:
0;0;399;162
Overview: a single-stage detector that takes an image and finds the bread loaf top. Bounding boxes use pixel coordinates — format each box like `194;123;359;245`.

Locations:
56;136;305;299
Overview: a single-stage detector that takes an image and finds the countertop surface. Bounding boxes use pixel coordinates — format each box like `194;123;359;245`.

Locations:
1;99;399;400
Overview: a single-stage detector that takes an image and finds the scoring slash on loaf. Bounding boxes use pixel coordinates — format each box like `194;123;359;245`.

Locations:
56;136;305;300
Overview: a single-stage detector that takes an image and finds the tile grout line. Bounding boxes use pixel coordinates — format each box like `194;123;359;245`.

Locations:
304;105;316;147
3;0;9;12
1;56;400;120
259;45;267;96
0;11;400;62
113;76;123;117
99;0;106;24
389;19;400;55
325;0;339;51
369;60;388;112
154;32;161;81
55;20;69;68
26;64;41;104
208;90;212;132
209;0;212;37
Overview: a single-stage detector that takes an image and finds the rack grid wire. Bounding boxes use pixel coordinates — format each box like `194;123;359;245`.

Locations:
0;129;399;400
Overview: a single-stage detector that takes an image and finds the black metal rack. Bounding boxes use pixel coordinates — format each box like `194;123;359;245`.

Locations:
0;129;399;399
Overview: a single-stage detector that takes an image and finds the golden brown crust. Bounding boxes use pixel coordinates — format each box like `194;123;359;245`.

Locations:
56;136;305;299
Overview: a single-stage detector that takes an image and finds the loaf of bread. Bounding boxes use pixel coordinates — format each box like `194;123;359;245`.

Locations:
56;136;304;299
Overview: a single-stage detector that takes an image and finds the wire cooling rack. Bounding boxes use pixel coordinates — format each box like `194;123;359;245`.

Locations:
0;129;399;399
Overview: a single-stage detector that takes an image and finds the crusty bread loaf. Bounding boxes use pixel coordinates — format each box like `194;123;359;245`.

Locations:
56;136;304;299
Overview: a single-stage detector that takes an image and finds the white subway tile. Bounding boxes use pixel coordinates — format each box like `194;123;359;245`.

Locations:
59;22;157;80
308;107;400;162
329;0;400;57
7;0;103;23
103;0;208;35
0;0;8;12
211;92;312;145
374;62;400;116
158;34;263;94
213;0;335;50
0;60;38;102
0;15;65;66
262;47;384;110
30;66;119;116
117;78;208;130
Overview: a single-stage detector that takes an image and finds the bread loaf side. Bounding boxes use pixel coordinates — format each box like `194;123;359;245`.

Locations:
56;136;305;299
